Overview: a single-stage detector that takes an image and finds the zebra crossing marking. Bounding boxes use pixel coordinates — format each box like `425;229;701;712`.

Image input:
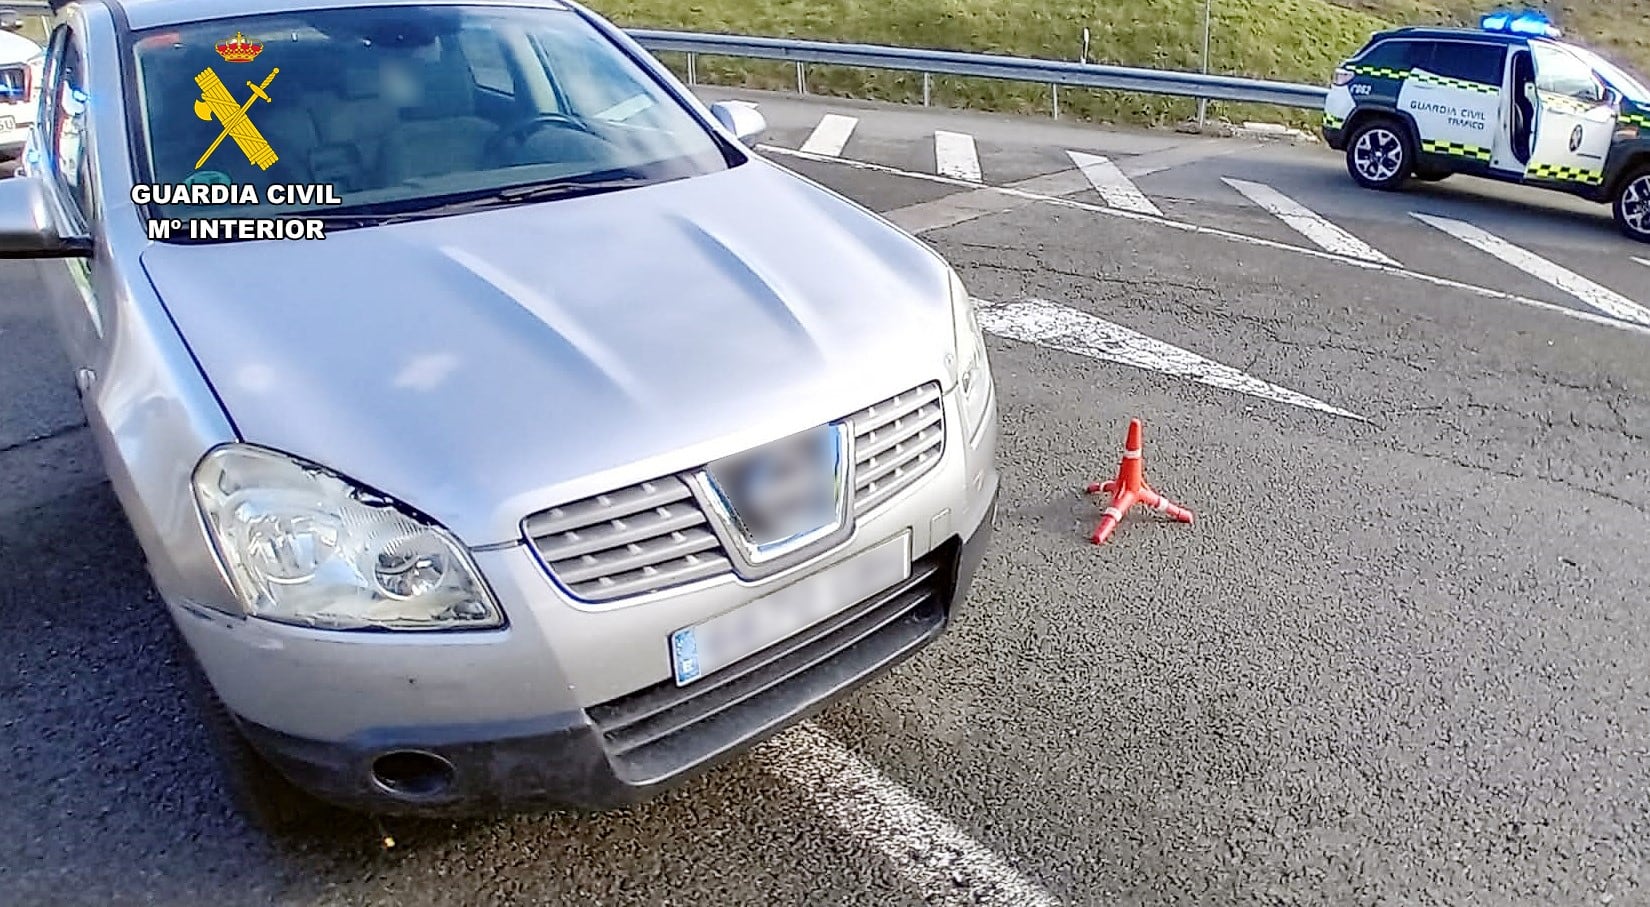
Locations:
762;144;1650;339
1067;150;1161;215
934;131;982;182
1222;178;1398;265
799;114;858;157
1412;213;1650;326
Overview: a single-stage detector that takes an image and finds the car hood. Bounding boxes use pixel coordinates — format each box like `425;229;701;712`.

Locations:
141;161;955;546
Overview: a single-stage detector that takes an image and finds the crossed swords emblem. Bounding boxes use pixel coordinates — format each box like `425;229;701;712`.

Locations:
192;66;280;171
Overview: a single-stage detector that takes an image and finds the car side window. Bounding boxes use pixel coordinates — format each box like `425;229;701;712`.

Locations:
458;28;514;95
1532;43;1604;102
1425;41;1507;86
45;27;94;226
1359;39;1421;71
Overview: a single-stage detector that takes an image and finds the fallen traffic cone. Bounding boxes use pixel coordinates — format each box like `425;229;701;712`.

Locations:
1083;419;1194;545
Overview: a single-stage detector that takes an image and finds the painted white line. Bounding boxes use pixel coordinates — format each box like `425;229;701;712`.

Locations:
934;131;982;182
975;297;1366;421
1635;257;1650;269
1068;150;1162;215
1412;213;1650;326
758;723;1060;907
1222;177;1399;265
756;144;1650;340
799;113;858;157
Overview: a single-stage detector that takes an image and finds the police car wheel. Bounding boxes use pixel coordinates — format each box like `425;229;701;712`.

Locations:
1614;169;1650;244
1346;120;1412;191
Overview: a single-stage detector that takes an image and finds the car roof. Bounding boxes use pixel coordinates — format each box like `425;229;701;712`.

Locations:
1366;26;1529;48
97;0;568;31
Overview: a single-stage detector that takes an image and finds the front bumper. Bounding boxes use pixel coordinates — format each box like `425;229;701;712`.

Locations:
235;487;997;816
1323;125;1347;151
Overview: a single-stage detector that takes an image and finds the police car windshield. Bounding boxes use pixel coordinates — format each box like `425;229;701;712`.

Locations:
1566;46;1650;101
127;4;736;225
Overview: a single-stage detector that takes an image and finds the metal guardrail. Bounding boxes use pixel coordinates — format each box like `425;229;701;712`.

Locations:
627;30;1331;111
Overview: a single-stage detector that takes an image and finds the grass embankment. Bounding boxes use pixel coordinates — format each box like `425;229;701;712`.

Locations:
592;0;1391;129
1330;1;1649;79
594;0;1646;130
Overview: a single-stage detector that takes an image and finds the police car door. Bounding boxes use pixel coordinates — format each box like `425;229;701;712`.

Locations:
1526;41;1616;187
1398;40;1505;167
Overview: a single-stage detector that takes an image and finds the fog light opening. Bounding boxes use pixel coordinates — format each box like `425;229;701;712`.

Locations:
370;750;454;799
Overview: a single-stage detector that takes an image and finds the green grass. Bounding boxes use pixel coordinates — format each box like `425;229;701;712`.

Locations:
591;0;1646;130
1328;1;1649;79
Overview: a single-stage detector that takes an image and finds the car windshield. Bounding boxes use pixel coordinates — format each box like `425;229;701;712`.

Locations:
128;4;735;225
1566;45;1650;101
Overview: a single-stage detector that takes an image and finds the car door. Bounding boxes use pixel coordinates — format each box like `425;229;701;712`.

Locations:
1398;39;1506;168
1526;40;1617;187
33;23;102;379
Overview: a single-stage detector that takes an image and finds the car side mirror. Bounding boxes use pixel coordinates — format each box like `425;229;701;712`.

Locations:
1603;86;1622;108
709;100;767;144
0;177;92;258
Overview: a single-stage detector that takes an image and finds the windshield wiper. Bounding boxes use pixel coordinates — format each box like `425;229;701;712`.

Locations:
356;175;662;226
262;176;662;233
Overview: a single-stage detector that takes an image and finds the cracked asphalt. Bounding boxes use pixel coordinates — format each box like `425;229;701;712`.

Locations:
5;94;1650;906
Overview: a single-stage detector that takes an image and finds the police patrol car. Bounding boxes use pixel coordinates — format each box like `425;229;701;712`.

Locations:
1323;11;1650;244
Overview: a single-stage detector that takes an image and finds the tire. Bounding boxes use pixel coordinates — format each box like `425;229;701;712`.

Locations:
1345;118;1414;191
1614;167;1650;244
179;647;323;835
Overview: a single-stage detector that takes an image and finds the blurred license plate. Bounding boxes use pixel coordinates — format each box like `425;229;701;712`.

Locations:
0;117;14;131
669;532;911;686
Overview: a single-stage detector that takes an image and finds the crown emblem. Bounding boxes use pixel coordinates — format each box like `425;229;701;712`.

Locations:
215;32;262;63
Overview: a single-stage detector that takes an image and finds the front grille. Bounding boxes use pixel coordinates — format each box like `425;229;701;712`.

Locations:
525;477;734;603
586;548;952;784
524;382;945;602
850;382;946;515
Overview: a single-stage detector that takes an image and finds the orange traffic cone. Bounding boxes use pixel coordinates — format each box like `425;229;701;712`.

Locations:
1083;419;1194;545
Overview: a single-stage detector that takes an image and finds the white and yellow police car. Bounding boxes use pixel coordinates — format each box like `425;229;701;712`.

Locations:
1323;11;1650;243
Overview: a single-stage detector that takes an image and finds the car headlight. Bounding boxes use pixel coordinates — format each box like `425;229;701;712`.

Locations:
947;268;994;442
192;445;503;631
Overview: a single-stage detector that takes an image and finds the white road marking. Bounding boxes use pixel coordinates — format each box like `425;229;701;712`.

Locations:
758;723;1061;907
1068;150;1162;215
1635;257;1650;269
1222;177;1398;265
1412;213;1650;326
975;297;1367;421
799;113;858;157
934;131;982;182
758;144;1650;340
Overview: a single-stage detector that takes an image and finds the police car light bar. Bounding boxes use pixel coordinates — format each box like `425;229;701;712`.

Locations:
1480;10;1563;39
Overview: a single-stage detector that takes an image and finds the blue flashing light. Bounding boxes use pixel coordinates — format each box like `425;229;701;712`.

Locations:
1480;10;1562;39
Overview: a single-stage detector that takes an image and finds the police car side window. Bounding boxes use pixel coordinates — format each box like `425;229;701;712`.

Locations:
1533;43;1603;101
1359;39;1420;69
1424;42;1506;86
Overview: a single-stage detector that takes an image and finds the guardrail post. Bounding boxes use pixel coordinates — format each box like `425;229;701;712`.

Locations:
923;72;931;107
687;52;697;86
1051;83;1060;120
796;61;807;95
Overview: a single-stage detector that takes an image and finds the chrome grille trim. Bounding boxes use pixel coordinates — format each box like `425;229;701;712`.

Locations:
525;477;734;602
850;382;946;516
525;382;947;601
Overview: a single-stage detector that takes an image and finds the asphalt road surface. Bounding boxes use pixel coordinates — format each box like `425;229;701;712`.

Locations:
5;88;1650;906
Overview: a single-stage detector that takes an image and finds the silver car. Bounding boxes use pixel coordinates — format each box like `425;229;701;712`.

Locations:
0;0;998;829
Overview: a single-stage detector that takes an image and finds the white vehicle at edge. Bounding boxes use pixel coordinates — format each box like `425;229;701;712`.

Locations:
0;24;43;157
